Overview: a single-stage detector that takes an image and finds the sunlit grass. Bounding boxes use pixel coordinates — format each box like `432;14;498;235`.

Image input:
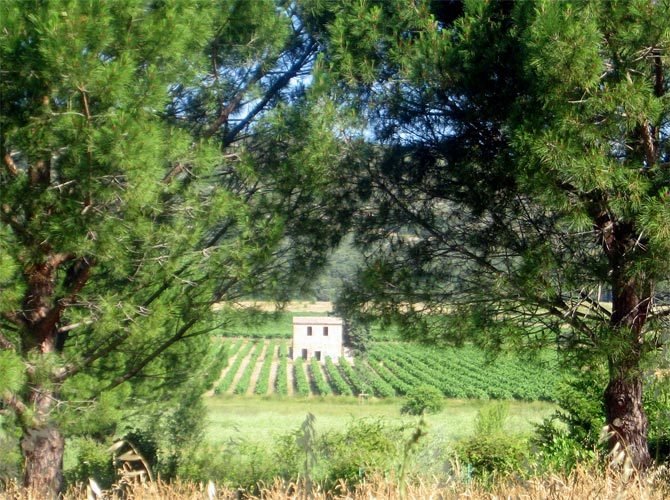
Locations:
204;395;555;445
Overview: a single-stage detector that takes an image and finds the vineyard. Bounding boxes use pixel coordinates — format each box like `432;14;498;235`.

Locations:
212;339;560;401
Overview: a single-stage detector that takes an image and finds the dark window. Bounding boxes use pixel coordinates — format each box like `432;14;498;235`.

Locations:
302;349;308;360
323;326;329;336
315;351;321;361
307;326;312;336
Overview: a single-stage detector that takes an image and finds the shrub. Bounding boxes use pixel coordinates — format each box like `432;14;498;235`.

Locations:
401;385;443;415
532;417;597;473
453;402;528;479
320;419;399;489
455;433;528;479
64;437;116;488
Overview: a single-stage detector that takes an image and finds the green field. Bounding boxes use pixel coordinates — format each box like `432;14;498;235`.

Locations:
205;396;555;446
205;314;564;464
211;338;561;401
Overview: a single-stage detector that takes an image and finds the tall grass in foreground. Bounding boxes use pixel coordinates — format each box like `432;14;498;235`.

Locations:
6;467;670;499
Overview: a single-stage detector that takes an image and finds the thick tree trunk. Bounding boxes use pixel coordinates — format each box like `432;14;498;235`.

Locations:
604;360;651;470
17;256;75;496
21;425;65;497
604;271;652;470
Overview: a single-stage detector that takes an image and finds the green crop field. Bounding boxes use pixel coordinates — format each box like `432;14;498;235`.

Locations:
211;338;561;401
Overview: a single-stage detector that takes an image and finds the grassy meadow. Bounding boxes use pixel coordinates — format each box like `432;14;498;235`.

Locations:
204;395;555;447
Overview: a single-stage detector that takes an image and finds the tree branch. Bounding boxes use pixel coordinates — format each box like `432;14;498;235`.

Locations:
3;151;18;176
222;40;318;147
102;318;198;392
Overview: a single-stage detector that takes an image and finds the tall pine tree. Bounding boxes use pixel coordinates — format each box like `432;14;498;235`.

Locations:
0;1;353;494
307;0;670;468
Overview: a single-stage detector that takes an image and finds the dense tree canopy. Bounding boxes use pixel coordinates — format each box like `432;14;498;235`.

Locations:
305;0;670;468
0;0;357;494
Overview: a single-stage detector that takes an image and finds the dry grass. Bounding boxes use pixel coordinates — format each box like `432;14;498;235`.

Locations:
4;467;670;500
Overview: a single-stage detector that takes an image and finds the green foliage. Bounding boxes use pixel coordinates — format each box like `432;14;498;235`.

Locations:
309;358;332;396
324;357;353;396
215;342;255;394
0;351;25;394
254;342;276;396
401;385;444;416
531;418;598;474
337;357;372;396
178;415;405;492
0;415;21;486
234;342;265;395
214;339;563;401
454;403;529;479
319;419;399;490
276;342;289;396
313;0;670;467
531;368;606;472
293;358;311;397
455;433;528;480
353;359;395;398
64;438;115;489
552;368;607;448
0;0;353;490
646;373;670;462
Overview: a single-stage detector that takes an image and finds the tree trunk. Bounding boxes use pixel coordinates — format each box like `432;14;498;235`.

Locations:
604;360;651;470
604;271;652;470
18;257;72;496
21;425;65;498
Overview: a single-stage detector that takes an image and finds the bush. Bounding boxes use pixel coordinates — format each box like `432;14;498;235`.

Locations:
532;417;597;473
178;441;279;494
645;372;670;462
453;402;528;479
64;437;116;488
455;433;528;479
320;419;399;490
401;385;443;415
531;366;606;472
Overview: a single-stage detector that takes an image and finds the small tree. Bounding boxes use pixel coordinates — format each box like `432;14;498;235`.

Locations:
401;385;444;416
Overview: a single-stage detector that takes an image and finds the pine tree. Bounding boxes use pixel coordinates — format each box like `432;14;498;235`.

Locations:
308;0;670;469
0;1;353;494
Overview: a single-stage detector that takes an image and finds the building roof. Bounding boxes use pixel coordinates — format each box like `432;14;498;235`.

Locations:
293;316;343;325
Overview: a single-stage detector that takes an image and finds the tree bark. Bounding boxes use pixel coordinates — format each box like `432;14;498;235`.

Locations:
18;257;73;496
604;365;650;470
21;425;65;498
20;376;65;496
604;270;652;470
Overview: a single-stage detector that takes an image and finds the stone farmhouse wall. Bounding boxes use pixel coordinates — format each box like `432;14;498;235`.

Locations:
291;316;350;362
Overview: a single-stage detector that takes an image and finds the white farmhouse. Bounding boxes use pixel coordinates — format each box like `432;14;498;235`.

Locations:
291;316;351;362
